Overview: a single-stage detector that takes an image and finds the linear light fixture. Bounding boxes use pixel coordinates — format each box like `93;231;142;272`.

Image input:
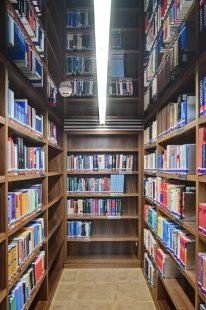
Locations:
94;0;111;125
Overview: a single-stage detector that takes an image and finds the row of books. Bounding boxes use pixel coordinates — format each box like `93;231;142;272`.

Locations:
9;251;45;310
8;218;44;280
144;177;196;220
8;137;45;173
111;31;122;50
66;33;94;51
107;79;134;96
200;75;206;117
66;10;92;28
144;120;157;145
158;144;196;174
11;0;44;55
157;216;195;270
67;154;134;171
67;175;125;193
144;229;157;263
67;221;92;238
157;94;196;138
144;253;156;287
47;77;57;106
8;88;43;135
200;0;206;33
144;151;156;171
144;205;157;233
8;13;43;87
156;247;180;278
68;79;97;96
65;55;96;76
48;120;57;144
67;198;122;216
31;0;42;15
199;203;206;235
108;54;125;78
199;253;206;294
8;184;42;227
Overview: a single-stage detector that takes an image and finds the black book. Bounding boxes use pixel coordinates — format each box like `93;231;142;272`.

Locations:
111;155;116;170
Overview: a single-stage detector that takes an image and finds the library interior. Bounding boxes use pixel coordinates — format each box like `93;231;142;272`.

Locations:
1;0;206;309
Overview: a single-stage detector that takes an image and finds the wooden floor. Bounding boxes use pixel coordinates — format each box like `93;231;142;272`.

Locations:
49;268;156;310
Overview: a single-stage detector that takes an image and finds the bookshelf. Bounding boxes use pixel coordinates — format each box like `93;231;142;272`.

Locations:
65;132;143;267
0;0;65;308
143;1;206;309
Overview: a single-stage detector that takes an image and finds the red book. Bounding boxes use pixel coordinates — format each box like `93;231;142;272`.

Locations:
198;127;206;173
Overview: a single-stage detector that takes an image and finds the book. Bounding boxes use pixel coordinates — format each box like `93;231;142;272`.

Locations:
198;127;206;174
67;79;97;97
144;120;157;145
48;120;57;144
144;151;157;171
66;55;96;76
67;221;92;237
144;205;157;232
144;228;157;262
66;10;92;28
47;77;57;107
66;32;94;51
144;252;156;287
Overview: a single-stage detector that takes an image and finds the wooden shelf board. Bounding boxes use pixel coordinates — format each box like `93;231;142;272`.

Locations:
48;241;64;271
160;277;195;310
48;195;63;209
8;172;46;182
157;121;196;144
198;232;206;243
199;115;206;125
111;27;139;32
144;221;157;237
67;215;139;220
24;273;47;310
8;206;47;237
47;172;63;177
0;233;5;244
198;176;206;183
144;170;156;176
67;192;139;198
0;116;5;125
0;289;6;304
144;142;156;150
198;288;206;304
48;219;63;240
67;170;138;175
157;172;197;182
68;148;139;152
0;176;5;183
111;49;139;54
48;141;63;152
157;237;196;289
8;240;46;291
8;120;46;144
67;235;139;242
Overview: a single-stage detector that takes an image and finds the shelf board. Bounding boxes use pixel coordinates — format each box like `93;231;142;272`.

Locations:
48;141;63;152
8;206;47;237
199;115;206;125
0;116;5;125
24;273;47;310
198;232;206;243
8;172;46;182
198;288;206;304
198;176;206;183
144;170;156;176
144;142;156;150
144;221;157;237
159;277;195;310
67;215;139;220
157;172;197;182
144;246;156;266
0;289;6;304
48;219;63;240
48;195;63;209
0;233;5;244
0;176;5;183
67;170;138;175
67;192;139;198
157;237;196;289
157;121;196;144
8;240;46;291
111;27;139;32
67;235;139;242
65;255;140;267
68;148;139;153
8;120;46;144
47;172;63;177
111;49;139;54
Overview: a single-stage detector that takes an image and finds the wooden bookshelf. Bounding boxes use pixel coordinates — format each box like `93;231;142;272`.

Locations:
143;1;206;309
0;0;65;308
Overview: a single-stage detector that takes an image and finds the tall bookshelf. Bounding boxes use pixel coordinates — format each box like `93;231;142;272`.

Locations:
63;0;144;267
143;1;206;309
0;0;65;308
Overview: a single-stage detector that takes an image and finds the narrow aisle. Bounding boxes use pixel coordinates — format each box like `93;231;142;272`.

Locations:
49;268;156;310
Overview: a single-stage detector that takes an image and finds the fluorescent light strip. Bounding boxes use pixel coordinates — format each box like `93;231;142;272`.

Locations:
94;0;111;125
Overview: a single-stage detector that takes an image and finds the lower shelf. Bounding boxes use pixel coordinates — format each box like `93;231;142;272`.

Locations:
159;277;195;310
67;235;139;242
65;255;140;268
